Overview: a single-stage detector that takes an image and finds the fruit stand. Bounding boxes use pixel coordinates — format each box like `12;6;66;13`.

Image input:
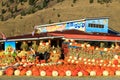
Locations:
0;29;120;77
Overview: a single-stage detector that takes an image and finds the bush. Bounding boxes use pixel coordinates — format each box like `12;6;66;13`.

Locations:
29;0;35;5
21;10;26;16
89;0;94;3
57;0;64;3
1;9;6;14
0;15;4;21
73;0;77;3
57;13;60;17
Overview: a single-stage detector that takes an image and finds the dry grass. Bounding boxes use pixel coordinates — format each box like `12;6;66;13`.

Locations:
0;0;120;37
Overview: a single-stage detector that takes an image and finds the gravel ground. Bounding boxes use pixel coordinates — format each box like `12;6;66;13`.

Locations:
0;76;120;80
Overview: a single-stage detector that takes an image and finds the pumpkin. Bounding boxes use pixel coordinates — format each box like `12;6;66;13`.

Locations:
26;70;32;76
5;67;14;76
113;59;119;65
52;70;58;76
115;70;120;76
59;71;65;76
0;70;4;76
103;70;109;76
32;67;40;76
65;70;71;76
46;71;52;76
14;70;20;76
20;69;27;76
40;70;46;76
78;71;83;77
90;71;96;76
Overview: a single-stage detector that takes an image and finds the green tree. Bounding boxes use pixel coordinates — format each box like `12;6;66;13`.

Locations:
21;10;26;16
29;0;35;5
1;9;6;14
0;15;4;21
89;0;94;3
57;13;60;17
97;0;112;6
57;0;64;3
73;0;77;3
10;0;14;3
15;6;18;12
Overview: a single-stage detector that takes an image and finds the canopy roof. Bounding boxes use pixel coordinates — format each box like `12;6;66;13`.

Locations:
0;29;120;42
47;29;120;42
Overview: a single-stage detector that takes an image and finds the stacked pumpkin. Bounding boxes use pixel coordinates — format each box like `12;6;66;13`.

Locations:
0;54;120;77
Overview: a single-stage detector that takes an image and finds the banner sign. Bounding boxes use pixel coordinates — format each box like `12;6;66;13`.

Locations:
36;21;86;33
4;41;16;54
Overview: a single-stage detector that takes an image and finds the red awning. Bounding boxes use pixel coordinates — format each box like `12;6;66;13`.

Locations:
48;32;120;41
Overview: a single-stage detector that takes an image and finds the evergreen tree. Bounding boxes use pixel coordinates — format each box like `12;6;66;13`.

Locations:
29;0;35;5
10;0;14;3
89;0;94;3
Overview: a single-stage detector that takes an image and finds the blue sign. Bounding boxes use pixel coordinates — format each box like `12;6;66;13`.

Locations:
85;18;108;33
66;21;85;29
4;41;16;54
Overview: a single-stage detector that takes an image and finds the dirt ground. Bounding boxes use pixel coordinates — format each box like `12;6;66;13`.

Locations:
0;76;120;80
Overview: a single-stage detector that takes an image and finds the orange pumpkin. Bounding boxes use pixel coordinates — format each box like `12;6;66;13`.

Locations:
20;69;27;76
32;67;40;76
5;67;14;76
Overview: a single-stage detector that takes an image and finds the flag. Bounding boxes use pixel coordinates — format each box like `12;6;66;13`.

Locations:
32;31;35;36
32;26;38;36
0;32;6;40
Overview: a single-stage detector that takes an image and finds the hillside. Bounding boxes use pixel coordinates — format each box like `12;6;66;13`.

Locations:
0;0;120;37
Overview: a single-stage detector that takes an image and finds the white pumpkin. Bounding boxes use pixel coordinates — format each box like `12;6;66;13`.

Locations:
114;55;118;59
103;70;109;76
86;44;90;47
65;70;71;76
91;59;95;63
115;70;120;76
90;71;96;76
74;57;77;60
67;59;71;62
14;70;20;76
40;70;46;76
100;60;104;63
104;48;108;51
81;44;85;48
0;70;4;76
2;66;6;70
84;62;87;64
46;42;49;45
87;59;91;62
79;57;82;61
69;56;72;59
83;58;87;61
71;60;75;63
69;43;72;45
75;61;79;64
52;71;58;76
26;70;32;76
78;71;83;77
